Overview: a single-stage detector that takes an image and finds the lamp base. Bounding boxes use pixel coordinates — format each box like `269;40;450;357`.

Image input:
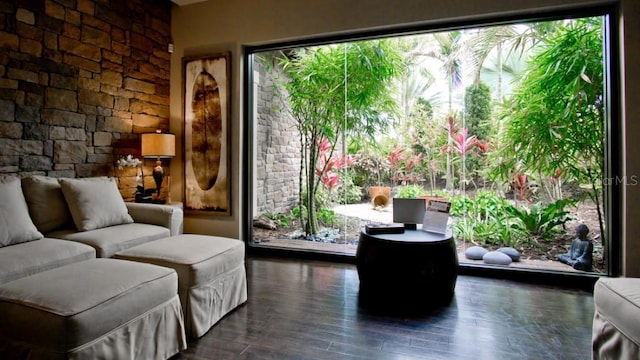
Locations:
152;159;164;199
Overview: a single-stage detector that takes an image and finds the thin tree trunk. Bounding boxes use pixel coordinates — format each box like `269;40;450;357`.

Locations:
588;168;606;247
298;129;305;230
446;144;453;192
497;42;503;101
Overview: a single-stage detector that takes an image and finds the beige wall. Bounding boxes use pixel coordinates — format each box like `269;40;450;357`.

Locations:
170;0;640;276
620;0;640;276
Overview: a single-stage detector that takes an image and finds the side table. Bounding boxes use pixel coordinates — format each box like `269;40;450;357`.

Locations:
356;228;458;308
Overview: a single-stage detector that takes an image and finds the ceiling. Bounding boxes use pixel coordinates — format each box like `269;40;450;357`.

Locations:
171;0;207;6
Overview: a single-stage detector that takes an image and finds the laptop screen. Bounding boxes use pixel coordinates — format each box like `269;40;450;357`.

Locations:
392;198;426;229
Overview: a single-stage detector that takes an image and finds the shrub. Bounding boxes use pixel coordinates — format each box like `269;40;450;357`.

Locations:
263;212;294;228
332;172;363;204
505;198;577;239
449;191;525;247
317;208;338;227
396;184;426;198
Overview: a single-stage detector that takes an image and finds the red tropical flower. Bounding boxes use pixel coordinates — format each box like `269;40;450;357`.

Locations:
452;127;477;156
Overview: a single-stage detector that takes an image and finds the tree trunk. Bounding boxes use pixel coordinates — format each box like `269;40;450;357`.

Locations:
588;168;606;247
304;137;319;236
297;131;305;230
446;140;453;191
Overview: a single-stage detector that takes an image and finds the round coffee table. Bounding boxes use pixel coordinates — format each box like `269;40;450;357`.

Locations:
356;228;458;307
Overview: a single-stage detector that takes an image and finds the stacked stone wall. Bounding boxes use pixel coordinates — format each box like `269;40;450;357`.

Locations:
0;0;171;200
255;56;301;215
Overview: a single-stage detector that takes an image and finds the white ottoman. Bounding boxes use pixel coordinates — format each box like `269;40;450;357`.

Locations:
115;234;247;338
0;258;186;359
593;277;640;359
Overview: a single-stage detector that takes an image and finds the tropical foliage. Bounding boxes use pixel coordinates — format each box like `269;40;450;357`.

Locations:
497;17;605;243
257;16;607;257
277;40;404;236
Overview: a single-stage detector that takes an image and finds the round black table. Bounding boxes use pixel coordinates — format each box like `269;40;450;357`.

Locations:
356;228;458;307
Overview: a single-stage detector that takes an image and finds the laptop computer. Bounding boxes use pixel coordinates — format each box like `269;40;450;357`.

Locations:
392;198;426;230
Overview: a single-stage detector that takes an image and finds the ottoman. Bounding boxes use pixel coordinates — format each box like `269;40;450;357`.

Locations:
0;258;186;359
115;234;247;338
593;277;640;359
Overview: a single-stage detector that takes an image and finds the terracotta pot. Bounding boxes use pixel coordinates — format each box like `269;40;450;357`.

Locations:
369;186;391;207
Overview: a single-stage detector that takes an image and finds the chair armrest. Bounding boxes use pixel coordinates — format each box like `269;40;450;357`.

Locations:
125;203;184;236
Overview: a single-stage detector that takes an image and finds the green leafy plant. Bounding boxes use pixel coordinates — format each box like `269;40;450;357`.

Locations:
263;212;294;229
276;40;404;236
472;190;510;220
450;191;525;247
448;194;474;217
332;171;363;204
505;198;577;239
316;208;337;227
395;184;426;198
498;18;605;243
291;206;307;223
453;219;476;242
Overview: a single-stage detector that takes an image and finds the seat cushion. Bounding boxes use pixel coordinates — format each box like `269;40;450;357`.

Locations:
594;277;640;346
0;258;178;352
0;238;95;284
115;234;245;288
0;176;43;247
59;177;134;231
47;223;170;258
115;234;247;338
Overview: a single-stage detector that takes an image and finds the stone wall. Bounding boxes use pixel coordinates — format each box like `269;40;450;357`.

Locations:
255;54;301;215
0;0;171;200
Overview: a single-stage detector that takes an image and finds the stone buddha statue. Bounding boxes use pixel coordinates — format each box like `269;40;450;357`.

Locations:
558;224;593;271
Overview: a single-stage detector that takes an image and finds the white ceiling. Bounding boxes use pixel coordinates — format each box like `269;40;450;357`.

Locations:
171;0;207;6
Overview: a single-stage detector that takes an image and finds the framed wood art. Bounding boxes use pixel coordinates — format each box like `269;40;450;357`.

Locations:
183;52;231;215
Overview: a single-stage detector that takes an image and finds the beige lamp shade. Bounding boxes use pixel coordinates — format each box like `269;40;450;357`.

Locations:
141;132;175;158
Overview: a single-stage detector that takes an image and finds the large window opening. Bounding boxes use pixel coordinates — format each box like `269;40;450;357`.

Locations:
245;10;618;277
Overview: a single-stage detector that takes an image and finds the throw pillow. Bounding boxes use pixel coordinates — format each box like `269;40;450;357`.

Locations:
0;176;44;247
22;175;73;233
0;209;10;245
59;177;134;231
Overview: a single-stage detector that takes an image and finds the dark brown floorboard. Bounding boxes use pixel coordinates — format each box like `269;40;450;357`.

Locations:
174;255;594;359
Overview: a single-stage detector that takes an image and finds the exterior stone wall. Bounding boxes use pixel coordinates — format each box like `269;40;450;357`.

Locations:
0;0;171;201
255;55;301;215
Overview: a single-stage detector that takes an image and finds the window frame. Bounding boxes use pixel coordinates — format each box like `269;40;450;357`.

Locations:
242;4;621;284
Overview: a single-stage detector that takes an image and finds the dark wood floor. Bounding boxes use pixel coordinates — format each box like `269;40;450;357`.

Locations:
174;255;594;359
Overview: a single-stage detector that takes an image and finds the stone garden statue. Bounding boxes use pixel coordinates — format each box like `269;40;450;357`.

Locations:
558;224;593;271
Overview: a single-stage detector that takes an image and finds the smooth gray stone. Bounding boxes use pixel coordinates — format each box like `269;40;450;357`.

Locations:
465;246;488;260
497;247;520;262
483;251;513;265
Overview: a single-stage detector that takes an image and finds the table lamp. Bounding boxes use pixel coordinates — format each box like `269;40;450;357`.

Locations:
141;130;175;202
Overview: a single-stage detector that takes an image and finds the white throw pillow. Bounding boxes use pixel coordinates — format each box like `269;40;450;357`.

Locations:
0;209;11;245
59;177;134;231
0;176;44;247
22;175;73;233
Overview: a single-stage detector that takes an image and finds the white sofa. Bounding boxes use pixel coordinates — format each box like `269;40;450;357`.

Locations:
592;277;640;359
0;175;183;284
0;175;187;358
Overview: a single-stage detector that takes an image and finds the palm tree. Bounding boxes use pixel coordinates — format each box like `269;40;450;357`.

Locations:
466;23;560;100
431;31;464;112
421;31;465;191
396;68;436;129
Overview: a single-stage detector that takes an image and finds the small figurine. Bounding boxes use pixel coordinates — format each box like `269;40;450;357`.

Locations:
558;224;593;271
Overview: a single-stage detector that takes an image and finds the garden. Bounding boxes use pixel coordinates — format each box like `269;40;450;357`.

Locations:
252;17;607;273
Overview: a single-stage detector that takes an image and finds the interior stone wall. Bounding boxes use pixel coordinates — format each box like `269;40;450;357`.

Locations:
255;56;301;216
0;0;171;200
